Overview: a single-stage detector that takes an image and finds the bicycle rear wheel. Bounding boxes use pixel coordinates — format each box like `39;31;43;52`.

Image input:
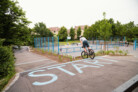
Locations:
89;49;95;59
81;51;88;59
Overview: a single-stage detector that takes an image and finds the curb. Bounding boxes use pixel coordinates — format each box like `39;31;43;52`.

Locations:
2;73;20;92
112;74;138;92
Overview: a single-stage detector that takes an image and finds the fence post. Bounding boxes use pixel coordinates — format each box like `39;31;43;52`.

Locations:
34;38;36;48
58;36;59;54
38;38;40;48
96;38;97;49
134;39;136;50
44;37;46;48
48;37;49;52
66;48;68;53
52;37;54;53
41;37;43;48
123;36;125;46
111;37;112;48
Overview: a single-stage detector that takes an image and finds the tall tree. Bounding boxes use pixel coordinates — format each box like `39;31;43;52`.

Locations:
70;27;75;40
0;0;31;46
34;22;53;37
96;12;112;50
108;18;117;37
58;26;67;41
77;26;81;39
124;21;135;41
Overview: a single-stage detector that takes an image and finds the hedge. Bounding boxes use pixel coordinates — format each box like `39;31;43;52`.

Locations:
0;46;15;78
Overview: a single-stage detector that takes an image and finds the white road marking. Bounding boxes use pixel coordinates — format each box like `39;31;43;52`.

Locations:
15;59;49;66
112;74;138;92
20;56;117;74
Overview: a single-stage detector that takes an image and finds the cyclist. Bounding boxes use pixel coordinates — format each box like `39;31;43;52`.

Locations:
79;36;90;52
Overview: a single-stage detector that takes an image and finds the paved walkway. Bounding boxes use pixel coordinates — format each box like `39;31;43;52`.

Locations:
4;47;138;92
14;46;58;73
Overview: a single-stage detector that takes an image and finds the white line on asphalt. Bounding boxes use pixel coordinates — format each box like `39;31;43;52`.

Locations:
15;59;50;66
20;56;105;73
21;61;57;72
112;74;138;92
20;58;90;73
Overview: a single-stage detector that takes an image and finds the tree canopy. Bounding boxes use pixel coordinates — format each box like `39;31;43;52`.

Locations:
70;27;75;40
33;22;53;37
0;0;31;46
77;26;81;39
58;26;67;41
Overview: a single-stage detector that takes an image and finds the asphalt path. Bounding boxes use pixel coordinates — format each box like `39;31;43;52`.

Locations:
5;48;138;92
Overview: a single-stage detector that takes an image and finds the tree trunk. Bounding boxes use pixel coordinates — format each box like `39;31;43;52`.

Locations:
104;40;106;51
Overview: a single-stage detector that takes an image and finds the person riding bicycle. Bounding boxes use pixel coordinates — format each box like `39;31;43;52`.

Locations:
79;36;90;52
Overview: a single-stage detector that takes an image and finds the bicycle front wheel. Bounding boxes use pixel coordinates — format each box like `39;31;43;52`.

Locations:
81;51;88;59
89;49;95;59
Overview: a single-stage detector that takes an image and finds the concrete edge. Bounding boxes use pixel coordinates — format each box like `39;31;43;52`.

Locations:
2;73;20;92
112;74;138;92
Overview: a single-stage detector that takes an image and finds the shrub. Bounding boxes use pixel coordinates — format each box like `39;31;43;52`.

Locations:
114;46;119;54
41;49;45;54
0;46;15;78
119;50;123;55
68;55;73;61
58;55;62;62
105;50;110;55
110;50;115;55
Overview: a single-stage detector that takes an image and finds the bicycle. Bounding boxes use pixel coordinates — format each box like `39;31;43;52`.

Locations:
81;48;95;59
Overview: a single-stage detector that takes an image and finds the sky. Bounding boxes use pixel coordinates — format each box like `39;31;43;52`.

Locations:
17;0;138;29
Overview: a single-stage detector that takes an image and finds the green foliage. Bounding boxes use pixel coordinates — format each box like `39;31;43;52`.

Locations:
119;50;123;55
67;55;73;61
115;46;119;54
0;39;5;46
58;55;62;62
83;24;99;39
70;27;75;40
96;49;128;56
58;26;67;41
77;26;81;39
110;50;115;55
83;12;138;42
0;46;15;78
0;74;15;92
34;22;53;37
41;49;45;54
97;19;112;41
105;50;110;55
124;50;128;56
0;0;31;46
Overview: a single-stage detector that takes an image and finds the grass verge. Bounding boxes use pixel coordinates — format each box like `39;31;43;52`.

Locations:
0;73;15;92
59;40;80;45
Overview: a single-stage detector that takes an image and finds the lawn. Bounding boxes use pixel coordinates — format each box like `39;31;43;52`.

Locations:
59;40;80;45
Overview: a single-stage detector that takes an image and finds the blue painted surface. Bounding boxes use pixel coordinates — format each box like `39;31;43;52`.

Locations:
72;64;99;73
134;39;137;50
40;37;43;48
52;37;54;52
48;37;49;51
28;70;58;86
44;37;46;47
39;38;41;48
58;36;59;54
48;65;75;76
